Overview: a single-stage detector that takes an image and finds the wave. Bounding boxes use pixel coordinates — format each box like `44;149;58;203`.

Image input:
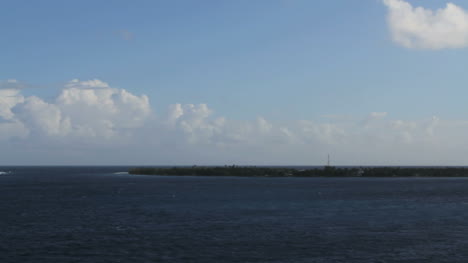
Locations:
0;171;12;175
113;172;129;175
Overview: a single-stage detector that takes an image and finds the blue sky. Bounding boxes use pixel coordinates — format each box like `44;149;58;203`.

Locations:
2;0;468;165
2;0;466;119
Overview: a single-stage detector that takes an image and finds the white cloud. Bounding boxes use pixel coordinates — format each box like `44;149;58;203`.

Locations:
167;103;226;144
2;78;468;165
256;117;273;134
16;96;71;136
425;116;440;136
363;112;388;128
383;0;468;49
0;89;24;120
57;80;151;137
299;120;347;145
3;79;151;141
369;112;387;119
65;79;110;89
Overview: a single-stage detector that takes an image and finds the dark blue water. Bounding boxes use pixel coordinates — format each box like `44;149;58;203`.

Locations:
2;167;468;262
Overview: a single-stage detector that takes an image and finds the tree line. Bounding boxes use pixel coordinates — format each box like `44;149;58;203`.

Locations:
128;166;468;177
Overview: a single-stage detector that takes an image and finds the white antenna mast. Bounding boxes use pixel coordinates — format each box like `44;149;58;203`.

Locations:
327;154;330;167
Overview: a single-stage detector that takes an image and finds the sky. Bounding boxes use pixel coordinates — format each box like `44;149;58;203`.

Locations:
2;0;468;165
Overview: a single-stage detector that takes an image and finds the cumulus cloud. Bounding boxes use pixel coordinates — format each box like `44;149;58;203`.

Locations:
0;88;28;140
166;103;219;143
57;80;151;137
16;96;71;136
1;78;468;165
0;89;24;120
383;0;468;49
1;79;151;141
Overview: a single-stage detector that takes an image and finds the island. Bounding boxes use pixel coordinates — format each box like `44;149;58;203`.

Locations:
128;166;468;177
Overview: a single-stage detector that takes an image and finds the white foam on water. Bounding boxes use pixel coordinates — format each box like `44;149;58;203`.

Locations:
0;171;11;175
114;172;129;175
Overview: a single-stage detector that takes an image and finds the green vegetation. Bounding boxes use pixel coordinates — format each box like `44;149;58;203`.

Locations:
128;166;468;177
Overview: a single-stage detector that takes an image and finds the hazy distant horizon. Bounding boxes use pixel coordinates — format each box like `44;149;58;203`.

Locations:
4;165;468;169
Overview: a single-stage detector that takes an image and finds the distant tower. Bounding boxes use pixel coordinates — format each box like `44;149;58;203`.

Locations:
327;154;330;167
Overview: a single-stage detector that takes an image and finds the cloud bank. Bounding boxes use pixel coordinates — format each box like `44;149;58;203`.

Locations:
383;0;468;49
0;79;467;165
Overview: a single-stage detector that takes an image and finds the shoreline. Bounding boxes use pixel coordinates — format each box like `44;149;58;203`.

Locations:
128;166;468;178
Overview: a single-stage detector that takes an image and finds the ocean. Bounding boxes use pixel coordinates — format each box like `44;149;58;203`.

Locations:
1;166;468;262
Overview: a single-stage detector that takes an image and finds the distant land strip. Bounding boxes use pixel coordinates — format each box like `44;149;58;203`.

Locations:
128;166;468;177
